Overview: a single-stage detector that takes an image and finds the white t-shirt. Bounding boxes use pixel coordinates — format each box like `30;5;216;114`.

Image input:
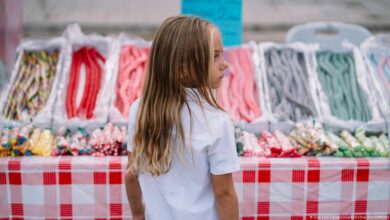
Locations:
127;90;240;220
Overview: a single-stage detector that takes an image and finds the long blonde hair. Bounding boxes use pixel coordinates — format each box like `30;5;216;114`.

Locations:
129;15;223;176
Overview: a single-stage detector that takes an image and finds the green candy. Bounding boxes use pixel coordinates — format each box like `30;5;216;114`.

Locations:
316;52;371;121
344;150;354;158
354;127;376;153
333;150;344;157
325;131;349;151
380;151;389;158
353;151;363;158
353;146;363;152
369;150;379;157
362;150;370;157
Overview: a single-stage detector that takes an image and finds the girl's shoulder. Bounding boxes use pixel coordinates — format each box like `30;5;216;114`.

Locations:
187;102;232;128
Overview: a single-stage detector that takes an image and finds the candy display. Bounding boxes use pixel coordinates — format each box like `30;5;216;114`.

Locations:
217;47;262;122
0;123;128;157
316;51;372;121
114;45;149;119
0;125;56;157
65;47;106;119
290;123;388;158
2;50;59;121
263;47;318;121
235;120;388;158
0;33;388;159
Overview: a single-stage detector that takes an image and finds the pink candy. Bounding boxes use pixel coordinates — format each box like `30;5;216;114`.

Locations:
115;45;150;118
239;129;300;158
90;123;127;156
217;48;262;122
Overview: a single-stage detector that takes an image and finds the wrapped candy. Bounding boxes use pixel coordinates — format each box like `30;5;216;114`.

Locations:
28;128;41;155
11;125;33;156
29;128;55;156
259;131;282;157
236;127;300;158
53;127;71;156
369;136;384;157
259;130;301;158
0;127;11;157
340;130;365;157
326;131;353;158
70;128;90;155
273;130;300;157
354;127;377;155
53;127;67;155
243;132;265;157
53;127;91;156
288;122;334;157
374;134;389;157
90;123;127;156
235;127;265;157
289;124;315;155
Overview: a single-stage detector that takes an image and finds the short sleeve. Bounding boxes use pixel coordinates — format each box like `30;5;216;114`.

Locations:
127;98;141;152
207;114;240;175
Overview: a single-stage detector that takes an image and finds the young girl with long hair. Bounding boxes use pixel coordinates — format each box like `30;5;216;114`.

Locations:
125;15;240;220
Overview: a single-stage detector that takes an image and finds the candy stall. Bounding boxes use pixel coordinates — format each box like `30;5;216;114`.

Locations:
1;24;390;219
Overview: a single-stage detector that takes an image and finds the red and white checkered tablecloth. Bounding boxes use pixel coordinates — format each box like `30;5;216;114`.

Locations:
1;157;389;220
236;157;390;220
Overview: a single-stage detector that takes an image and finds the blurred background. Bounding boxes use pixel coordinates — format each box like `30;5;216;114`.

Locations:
1;0;390;80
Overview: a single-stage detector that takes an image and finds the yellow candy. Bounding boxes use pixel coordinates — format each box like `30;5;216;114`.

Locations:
10;138;17;146
35;129;54;156
29;129;41;155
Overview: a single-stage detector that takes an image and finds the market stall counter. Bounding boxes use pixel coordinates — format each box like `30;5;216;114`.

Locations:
1;156;389;219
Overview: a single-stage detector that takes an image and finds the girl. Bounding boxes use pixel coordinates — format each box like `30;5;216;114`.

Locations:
125;15;240;220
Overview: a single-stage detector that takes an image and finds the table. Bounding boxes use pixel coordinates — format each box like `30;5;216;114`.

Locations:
1;157;389;220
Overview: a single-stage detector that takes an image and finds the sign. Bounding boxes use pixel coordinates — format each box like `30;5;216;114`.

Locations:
181;0;242;46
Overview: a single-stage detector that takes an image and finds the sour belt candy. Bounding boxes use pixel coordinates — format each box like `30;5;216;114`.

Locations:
217;47;261;122
66;47;106;119
264;48;318;121
115;45;149;118
3;50;59;120
316;51;371;121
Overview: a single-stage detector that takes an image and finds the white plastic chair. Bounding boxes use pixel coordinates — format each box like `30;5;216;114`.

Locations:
286;22;372;50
